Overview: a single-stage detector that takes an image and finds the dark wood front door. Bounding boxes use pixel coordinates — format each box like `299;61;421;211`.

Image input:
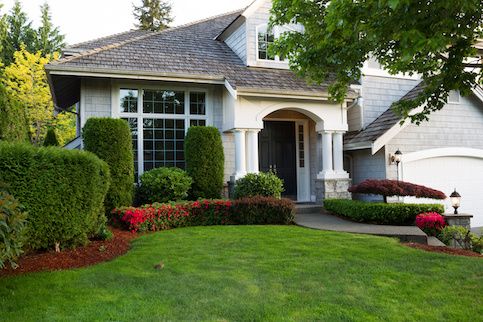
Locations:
259;121;297;199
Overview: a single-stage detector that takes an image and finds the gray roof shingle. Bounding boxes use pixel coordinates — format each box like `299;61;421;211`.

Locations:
49;10;339;96
345;81;426;146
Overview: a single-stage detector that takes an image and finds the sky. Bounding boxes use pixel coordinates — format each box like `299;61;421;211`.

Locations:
1;0;253;45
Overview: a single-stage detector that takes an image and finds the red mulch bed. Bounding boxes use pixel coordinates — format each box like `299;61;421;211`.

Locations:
0;228;137;277
404;243;482;258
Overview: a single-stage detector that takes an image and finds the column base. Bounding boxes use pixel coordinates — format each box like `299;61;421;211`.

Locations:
233;172;247;180
315;178;351;204
317;170;350;180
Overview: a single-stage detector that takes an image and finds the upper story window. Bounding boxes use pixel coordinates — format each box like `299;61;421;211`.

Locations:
257;24;275;60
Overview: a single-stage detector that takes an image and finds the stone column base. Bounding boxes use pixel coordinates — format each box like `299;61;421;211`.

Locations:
314;178;352;204
443;213;473;230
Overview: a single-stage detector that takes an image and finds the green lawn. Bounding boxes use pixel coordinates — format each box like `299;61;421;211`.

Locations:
1;226;482;321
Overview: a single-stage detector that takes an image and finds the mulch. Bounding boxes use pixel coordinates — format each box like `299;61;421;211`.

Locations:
403;243;482;258
0;228;137;277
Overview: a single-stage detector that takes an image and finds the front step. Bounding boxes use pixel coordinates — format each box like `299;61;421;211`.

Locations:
295;203;324;215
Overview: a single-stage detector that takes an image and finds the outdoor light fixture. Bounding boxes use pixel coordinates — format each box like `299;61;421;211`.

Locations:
391;149;403;165
390;149;403;182
450;189;461;214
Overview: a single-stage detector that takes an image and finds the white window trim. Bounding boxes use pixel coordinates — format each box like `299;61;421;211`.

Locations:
255;23;289;63
111;82;213;177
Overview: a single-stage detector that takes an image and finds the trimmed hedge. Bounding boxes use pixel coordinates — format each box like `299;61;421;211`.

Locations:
0;191;27;269
234;172;284;199
83;118;134;212
349;179;446;200
324;199;445;225
113;196;295;232
185;126;224;199
0;142;110;250
136;167;192;205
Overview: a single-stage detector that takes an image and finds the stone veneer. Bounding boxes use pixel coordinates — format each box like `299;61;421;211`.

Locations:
314;178;352;204
443;214;473;230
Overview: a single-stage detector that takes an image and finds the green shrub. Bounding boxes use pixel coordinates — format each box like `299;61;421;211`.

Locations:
137;167;192;204
0;84;30;143
83;118;134;212
0;142;110;250
234;172;284;199
185;126;224;199
0;191;27;269
113;196;294;232
43;128;59;146
324;199;444;225
438;226;482;253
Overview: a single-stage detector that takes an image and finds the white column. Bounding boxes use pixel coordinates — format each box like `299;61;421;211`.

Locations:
322;131;333;173
333;132;344;172
233;129;247;178
246;129;260;173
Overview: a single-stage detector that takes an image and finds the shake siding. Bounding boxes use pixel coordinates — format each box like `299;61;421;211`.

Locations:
225;22;247;65
81;78;112;126
361;75;419;128
385;94;483;179
348;148;386;201
347;104;362;131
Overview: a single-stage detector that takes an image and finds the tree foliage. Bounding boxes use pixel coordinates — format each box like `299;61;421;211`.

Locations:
270;0;483;123
0;81;30;142
1;0;36;65
3;47;55;145
133;0;173;31
35;2;65;55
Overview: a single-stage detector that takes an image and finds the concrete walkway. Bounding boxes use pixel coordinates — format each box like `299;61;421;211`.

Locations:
295;211;428;244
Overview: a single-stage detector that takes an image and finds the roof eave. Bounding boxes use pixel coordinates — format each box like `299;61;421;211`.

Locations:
45;65;226;85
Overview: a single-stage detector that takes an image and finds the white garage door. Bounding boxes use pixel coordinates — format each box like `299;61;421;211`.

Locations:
403;154;483;228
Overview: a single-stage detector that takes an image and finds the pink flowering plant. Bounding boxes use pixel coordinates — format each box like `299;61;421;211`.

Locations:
112;197;294;233
415;212;447;236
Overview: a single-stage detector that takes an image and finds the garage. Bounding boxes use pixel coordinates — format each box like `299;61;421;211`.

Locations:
401;148;483;228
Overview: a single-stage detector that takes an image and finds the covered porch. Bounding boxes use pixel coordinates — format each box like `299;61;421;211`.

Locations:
224;94;352;203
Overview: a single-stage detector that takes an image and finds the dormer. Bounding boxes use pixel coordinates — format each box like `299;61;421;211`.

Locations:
217;0;302;69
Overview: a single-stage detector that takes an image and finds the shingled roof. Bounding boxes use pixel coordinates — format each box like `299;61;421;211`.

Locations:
344;82;426;147
47;10;348;108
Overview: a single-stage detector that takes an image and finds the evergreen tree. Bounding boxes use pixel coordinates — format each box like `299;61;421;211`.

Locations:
0;82;30;143
2;0;37;65
43;127;59;146
0;3;7;64
133;0;172;31
36;2;65;55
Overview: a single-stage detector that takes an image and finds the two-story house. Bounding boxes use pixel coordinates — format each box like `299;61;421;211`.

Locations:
46;0;483;227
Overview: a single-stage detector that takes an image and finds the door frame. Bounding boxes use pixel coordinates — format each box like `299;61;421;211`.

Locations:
262;118;311;202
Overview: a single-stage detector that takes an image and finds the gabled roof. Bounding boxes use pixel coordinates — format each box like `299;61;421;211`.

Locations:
345;82;483;153
344;82;426;147
47;10;348;108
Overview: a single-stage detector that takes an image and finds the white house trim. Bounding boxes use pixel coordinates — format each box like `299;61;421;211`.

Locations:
401;147;483;163
263;117;311;202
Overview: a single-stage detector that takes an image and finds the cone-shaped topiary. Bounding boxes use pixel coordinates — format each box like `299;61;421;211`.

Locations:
43;128;59;146
83;118;134;212
185;126;224;199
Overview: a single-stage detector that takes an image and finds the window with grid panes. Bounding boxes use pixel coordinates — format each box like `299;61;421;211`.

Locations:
119;88;207;179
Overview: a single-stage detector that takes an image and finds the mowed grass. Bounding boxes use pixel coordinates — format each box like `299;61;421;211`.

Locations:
1;226;482;321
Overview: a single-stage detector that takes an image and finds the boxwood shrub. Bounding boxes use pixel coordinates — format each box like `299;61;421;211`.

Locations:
83;118;134;212
324;199;445;225
136;167;192;204
0;142;110;250
185;126;224;199
234;172;284;199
